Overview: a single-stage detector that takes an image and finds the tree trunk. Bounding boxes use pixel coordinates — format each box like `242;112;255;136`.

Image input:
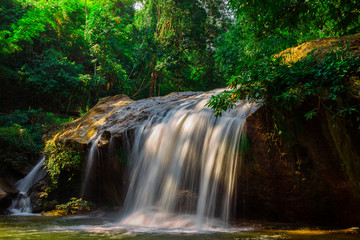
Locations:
149;57;158;97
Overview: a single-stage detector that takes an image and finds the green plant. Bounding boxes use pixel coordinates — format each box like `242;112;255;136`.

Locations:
55;197;94;215
44;137;84;186
18;48;90;112
208;50;360;125
0;109;72;170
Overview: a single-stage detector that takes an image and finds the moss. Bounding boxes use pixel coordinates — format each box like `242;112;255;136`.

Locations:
44;136;85;187
275;33;360;65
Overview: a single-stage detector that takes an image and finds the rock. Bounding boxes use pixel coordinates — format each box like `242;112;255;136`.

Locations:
54;91;204;206
175;190;197;213
239;105;360;226
58;92;201;145
60;94;134;145
29;179;49;213
275;33;360;64
0;177;17;213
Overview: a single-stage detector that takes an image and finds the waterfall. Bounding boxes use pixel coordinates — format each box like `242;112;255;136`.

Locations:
8;157;47;215
82;136;101;198
119;93;258;230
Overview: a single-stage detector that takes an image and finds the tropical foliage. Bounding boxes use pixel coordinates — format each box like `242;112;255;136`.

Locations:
1;0;230;113
55;197;94;215
1;0;360;180
209;0;360;120
44;137;84;186
0;109;71;171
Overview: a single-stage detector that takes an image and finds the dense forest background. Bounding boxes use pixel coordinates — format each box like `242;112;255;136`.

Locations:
1;0;360;169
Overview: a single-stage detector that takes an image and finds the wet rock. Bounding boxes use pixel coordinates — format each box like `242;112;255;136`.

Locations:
175;190;198;213
239;106;360;226
58;91;201;145
50;57;360;227
55;91;204;206
0;177;17;213
29;179;49;213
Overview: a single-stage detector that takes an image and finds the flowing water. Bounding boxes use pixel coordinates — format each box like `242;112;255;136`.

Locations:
82;136;101;197
4;92;360;238
119;95;258;231
79;91;260;231
8;157;47;215
0;215;359;240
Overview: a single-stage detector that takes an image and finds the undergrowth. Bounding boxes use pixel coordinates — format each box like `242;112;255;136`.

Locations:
0;109;72;171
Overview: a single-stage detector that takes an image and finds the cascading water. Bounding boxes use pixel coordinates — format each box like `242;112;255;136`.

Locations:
118;93;259;231
8;157;47;215
82;136;101;197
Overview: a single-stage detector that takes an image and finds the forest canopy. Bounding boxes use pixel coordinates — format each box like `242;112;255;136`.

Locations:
0;0;359;178
0;0;229;113
1;0;359;114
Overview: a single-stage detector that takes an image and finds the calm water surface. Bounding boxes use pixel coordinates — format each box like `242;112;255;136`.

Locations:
0;216;359;240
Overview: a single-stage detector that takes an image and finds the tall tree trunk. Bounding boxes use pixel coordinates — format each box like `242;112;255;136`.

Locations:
149;56;157;97
149;6;162;97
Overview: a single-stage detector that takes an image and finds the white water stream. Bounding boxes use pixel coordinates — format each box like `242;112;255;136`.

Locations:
81;91;259;232
118;93;258;231
8;157;47;215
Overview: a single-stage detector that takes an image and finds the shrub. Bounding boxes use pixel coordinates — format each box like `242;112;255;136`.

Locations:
208;50;360;129
55;197;94;215
44;137;84;186
0;109;72;170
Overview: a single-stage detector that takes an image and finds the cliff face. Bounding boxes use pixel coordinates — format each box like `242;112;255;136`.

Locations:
241;106;360;226
237;33;360;226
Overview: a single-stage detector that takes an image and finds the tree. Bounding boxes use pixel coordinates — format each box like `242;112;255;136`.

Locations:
209;0;360;118
132;0;229;98
85;0;135;96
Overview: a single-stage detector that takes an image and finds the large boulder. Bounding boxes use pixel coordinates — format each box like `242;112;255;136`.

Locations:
50;91;206;206
52;90;360;226
275;33;360;64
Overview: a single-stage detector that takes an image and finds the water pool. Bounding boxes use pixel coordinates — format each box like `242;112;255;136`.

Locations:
0;216;359;240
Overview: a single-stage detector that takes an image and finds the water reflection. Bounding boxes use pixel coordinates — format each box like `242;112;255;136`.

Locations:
0;216;359;240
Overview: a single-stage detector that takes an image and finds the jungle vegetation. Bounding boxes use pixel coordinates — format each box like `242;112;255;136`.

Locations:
0;0;360;167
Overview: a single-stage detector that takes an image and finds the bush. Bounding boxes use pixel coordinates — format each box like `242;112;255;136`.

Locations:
55;197;94;215
44;137;84;186
0;109;72;171
208;50;360;129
